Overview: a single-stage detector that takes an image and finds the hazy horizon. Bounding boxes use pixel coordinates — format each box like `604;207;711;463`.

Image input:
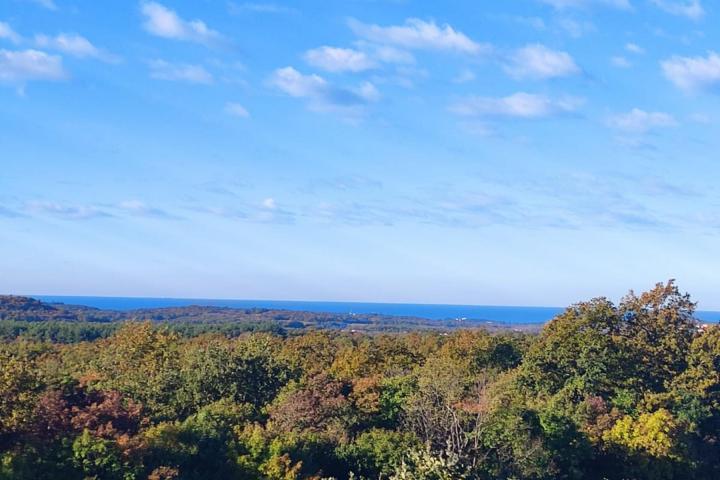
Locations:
21;291;720;314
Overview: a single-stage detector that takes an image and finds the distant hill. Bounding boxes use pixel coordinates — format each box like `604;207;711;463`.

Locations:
0;295;542;334
0;295;102;322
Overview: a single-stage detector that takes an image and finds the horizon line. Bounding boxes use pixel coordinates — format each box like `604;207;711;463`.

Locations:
16;293;720;313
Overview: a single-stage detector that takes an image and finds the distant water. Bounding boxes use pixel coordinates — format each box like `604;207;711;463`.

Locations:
33;295;720;325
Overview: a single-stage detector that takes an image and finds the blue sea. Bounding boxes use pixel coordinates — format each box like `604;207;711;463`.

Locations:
33;296;720;325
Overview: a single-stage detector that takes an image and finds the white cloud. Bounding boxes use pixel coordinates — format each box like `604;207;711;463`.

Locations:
262;197;277;209
449;92;583;118
538;0;632;9
625;43;644;54
651;0;704;20
348;18;490;55
225;102;250;117
34;33;119;62
270;66;380;117
611;56;632;68
608;108;677;133
304;46;376;73
0;49;66;83
271;66;326;97
34;33;92;57
369;44;415;64
0;22;21;44
141;1;222;45
505;44;580;80
661;52;720;92
148;60;214;84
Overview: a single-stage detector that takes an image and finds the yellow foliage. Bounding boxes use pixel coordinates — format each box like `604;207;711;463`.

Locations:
603;409;679;459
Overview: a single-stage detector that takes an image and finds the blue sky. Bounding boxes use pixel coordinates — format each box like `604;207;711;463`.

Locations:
2;0;720;308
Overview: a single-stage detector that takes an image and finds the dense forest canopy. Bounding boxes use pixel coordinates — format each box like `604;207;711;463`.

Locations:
1;281;719;479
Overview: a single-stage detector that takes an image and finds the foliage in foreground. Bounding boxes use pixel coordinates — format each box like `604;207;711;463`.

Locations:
0;281;718;479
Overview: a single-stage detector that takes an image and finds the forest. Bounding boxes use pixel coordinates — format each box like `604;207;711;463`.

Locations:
1;281;719;479
0;296;533;340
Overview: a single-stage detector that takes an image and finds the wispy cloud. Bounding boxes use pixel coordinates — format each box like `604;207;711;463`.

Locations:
348;18;491;55
504;44;581;80
0;49;66;83
257;178;695;230
304;46;377;73
227;2;298;15
24;0;57;10
16;199;184;220
369;65;428;89
449;92;583;118
256;203;296;224
608;108;677;133
199;198;296;224
34;33;120;63
556;18;596;38
25;201;112;220
225;102;250;117
117;200;180;219
458;121;498;138
270;66;380;117
148;59;214;84
651;0;704;20
301;175;383;194
140;1;223;46
362;43;416;65
184;171;710;231
607;109;677;149
661;51;720;92
510;16;547;30
0;22;21;44
538;0;632;10
688;112;711;123
625;42;644;54
611;56;632;68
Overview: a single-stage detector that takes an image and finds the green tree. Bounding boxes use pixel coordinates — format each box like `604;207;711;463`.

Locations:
72;430;131;480
618;280;698;392
337;429;418;479
91;323;183;420
176;335;292;416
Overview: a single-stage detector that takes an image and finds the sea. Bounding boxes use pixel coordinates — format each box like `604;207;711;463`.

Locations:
33;296;720;325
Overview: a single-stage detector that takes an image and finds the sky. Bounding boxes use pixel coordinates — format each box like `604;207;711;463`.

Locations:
2;0;720;308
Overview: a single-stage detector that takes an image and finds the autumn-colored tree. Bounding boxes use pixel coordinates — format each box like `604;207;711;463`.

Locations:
0;348;42;449
268;373;352;441
0;282;718;479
